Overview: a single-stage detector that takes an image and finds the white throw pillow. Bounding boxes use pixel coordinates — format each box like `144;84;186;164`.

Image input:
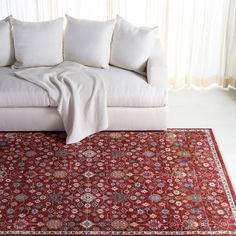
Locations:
0;16;14;66
64;15;115;69
12;18;63;68
110;16;158;74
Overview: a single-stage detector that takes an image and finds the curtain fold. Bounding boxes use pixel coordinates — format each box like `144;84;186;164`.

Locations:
222;0;236;88
0;0;235;88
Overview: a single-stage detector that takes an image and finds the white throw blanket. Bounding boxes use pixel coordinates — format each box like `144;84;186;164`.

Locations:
15;61;108;144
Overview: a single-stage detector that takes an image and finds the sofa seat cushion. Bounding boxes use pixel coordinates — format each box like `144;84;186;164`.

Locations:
0;65;166;108
90;66;166;107
0;67;50;107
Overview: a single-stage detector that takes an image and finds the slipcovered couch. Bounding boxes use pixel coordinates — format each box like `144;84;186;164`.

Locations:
0;15;167;133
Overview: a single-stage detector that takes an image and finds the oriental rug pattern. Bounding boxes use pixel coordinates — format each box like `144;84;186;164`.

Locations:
0;129;235;235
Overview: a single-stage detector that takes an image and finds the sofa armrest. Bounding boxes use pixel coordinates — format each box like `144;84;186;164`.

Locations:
147;39;168;90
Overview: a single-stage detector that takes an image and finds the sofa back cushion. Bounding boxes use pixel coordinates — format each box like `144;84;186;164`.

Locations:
110;16;158;74
12;18;63;68
0;16;14;66
64;15;115;69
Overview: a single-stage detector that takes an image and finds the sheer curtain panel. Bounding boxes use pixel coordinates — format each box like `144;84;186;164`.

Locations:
0;0;235;88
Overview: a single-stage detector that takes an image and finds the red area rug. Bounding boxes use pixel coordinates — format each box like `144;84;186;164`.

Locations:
0;129;235;236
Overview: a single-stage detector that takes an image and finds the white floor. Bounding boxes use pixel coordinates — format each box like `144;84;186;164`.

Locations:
168;86;236;192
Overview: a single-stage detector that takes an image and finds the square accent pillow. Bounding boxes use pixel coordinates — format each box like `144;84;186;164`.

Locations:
64;15;115;69
0;16;14;66
12;18;63;68
110;15;158;74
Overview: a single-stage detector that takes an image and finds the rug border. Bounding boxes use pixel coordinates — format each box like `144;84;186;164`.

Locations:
2;232;236;236
205;128;236;206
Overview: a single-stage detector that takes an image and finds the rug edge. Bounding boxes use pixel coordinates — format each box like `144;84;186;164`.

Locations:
208;128;236;206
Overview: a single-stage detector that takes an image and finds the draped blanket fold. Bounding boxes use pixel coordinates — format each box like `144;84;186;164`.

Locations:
15;61;108;144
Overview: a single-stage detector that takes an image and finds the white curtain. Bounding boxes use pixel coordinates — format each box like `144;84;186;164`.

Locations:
222;0;236;88
0;0;236;88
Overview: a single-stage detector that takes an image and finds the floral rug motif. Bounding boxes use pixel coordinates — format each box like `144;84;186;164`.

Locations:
0;129;235;236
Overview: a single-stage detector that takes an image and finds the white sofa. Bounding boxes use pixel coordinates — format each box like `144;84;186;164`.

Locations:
0;40;167;131
0;16;167;133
